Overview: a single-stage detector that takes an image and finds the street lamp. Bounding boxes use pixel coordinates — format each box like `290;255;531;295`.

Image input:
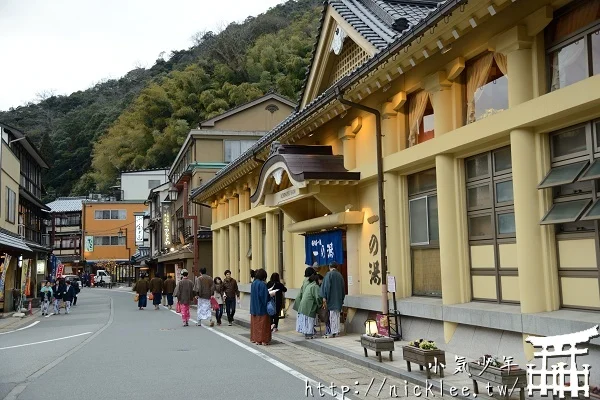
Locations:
168;186;179;201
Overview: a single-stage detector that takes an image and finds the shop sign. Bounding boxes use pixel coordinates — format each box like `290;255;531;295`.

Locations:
304;230;344;266
368;234;381;285
273;186;300;206
84;236;94;252
36;260;45;275
0;254;11;302
387;275;396;293
163;205;171;248
135;215;144;245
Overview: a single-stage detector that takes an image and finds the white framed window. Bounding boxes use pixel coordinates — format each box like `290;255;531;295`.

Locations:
148;179;161;189
93;236;126;246
224;140;256;162
94;209;126;220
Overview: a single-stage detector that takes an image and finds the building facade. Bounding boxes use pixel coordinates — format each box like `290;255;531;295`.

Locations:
191;0;600;378
81;201;146;282
45;197;88;275
155;93;295;277
120;168;169;201
0;123;50;312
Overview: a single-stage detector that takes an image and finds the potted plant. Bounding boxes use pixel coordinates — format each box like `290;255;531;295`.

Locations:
402;339;446;379
468;355;526;400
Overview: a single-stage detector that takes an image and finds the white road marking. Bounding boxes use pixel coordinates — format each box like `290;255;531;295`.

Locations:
45;313;54;318
0;321;39;335
205;326;346;400
0;332;92;351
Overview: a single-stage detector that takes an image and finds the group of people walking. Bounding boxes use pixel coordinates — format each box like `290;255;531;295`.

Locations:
134;262;345;344
132;272;176;310
136;268;241;328
39;278;80;315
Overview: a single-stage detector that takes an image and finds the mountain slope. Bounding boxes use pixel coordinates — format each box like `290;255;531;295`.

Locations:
0;0;321;199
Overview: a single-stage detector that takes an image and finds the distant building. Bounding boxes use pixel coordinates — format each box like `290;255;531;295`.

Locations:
81;200;146;283
150;92;295;277
0;122;50;311
45;197;89;275
119;168;169;201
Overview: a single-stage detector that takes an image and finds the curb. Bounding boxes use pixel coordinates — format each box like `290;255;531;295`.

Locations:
295;338;473;400
232;315;474;400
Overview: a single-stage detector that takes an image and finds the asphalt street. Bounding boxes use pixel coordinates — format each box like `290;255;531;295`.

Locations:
0;288;331;400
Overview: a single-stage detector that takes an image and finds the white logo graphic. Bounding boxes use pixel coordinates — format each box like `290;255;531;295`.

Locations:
526;325;599;398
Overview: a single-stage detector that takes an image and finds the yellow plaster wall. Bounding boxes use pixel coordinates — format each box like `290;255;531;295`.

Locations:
0;143;20;234
470;245;495;269
561;277;600;308
499;243;518;269
195;140;224;163
208;100;294;132
472;275;497;300
358;181;381;296
293;232;306;289
558;239;597;269
354;112;377;169
501;276;520;302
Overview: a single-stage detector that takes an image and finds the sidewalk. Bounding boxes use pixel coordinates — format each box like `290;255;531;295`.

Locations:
228;306;539;400
0;308;42;333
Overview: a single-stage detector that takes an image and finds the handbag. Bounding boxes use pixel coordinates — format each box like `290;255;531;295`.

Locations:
267;297;277;316
317;304;329;324
176;301;181;313
134;293;139;302
148;293;154;301
210;296;219;311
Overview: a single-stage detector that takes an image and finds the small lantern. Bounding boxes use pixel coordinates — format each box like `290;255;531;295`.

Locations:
365;318;378;336
168;186;179;202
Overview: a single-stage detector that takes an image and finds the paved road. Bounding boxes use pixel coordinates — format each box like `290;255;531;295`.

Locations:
0;288;329;400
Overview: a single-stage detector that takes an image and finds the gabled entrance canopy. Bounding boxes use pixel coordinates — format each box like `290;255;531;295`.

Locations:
250;143;360;221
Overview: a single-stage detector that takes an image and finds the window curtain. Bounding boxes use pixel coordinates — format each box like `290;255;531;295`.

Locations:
466;53;494;124
493;53;508;76
551;0;600;43
408;91;431;147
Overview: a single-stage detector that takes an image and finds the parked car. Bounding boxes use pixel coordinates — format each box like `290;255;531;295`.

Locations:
62;274;82;289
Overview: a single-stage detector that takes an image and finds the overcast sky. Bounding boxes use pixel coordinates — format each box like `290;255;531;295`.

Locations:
0;0;284;111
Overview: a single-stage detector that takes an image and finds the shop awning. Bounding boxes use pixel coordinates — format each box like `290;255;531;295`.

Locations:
0;228;32;253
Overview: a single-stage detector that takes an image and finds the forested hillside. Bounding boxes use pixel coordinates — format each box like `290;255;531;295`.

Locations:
0;0;321;200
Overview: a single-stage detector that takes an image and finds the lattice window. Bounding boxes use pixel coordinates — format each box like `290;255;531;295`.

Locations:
329;40;370;86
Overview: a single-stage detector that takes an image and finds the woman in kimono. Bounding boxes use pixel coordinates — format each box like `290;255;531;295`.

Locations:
296;274;322;339
250;268;272;345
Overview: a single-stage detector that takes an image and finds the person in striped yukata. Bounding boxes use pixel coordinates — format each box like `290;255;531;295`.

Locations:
320;262;346;338
40;281;53;316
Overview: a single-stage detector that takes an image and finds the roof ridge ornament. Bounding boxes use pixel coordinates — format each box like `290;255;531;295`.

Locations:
331;24;347;55
269;141;282;157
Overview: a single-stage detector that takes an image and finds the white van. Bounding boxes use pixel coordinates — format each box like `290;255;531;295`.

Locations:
94;270;112;286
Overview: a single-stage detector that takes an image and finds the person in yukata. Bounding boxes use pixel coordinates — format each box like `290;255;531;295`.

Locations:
63;280;75;314
193;268;215;327
173;269;194;326
40;281;53;316
163;274;176;310
320;262;346;338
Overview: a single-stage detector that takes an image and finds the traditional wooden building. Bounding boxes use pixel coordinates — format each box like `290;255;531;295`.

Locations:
191;0;600;377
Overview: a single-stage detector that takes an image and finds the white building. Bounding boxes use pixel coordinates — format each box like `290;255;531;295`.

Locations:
120;169;169;201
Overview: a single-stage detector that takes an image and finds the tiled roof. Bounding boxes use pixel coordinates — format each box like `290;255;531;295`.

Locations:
191;0;460;201
46;197;89;213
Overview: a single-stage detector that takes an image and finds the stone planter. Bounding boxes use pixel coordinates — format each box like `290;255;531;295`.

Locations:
468;362;526;400
361;334;395;363
402;345;446;379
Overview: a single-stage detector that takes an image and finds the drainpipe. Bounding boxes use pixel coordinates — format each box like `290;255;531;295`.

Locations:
183;181;199;276
336;86;388;315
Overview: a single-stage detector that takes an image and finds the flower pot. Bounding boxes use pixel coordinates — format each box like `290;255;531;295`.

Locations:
361;334;395;363
468;362;526;400
402;345;446;379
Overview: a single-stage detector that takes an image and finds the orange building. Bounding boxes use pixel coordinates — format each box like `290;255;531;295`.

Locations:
82;201;146;280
